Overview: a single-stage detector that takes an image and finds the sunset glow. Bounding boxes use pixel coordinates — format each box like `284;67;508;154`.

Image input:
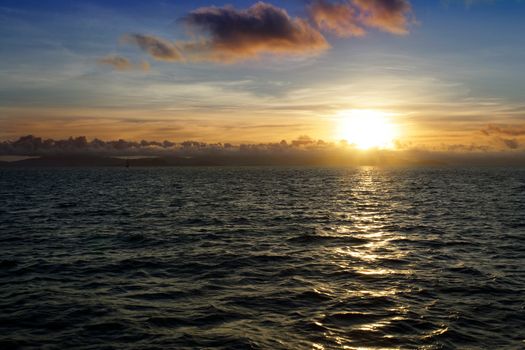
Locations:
1;2;525;349
337;110;398;150
0;1;524;154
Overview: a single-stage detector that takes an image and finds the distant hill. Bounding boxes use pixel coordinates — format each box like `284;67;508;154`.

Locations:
0;156;169;167
0;153;523;167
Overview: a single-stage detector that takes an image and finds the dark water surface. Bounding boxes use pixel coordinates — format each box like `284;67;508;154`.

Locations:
1;167;524;349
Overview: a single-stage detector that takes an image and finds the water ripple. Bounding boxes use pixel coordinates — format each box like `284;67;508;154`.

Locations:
1;166;524;349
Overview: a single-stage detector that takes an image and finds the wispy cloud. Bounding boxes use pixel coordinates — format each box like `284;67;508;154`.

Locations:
98;55;150;71
122;34;184;61
482;124;525;137
481;124;525;150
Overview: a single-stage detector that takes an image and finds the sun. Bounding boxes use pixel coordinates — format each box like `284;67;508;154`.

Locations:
336;109;398;150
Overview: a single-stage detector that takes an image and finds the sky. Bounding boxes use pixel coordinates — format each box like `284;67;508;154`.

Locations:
1;0;525;151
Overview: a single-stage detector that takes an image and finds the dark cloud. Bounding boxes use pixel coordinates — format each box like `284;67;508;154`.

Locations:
180;2;329;62
122;34;184;61
308;0;365;37
481;124;525;150
122;1;414;64
447;144;491;152
0;135;334;157
98;55;150;71
0;135;171;156
502;138;520;149
353;0;413;34
482;124;525;137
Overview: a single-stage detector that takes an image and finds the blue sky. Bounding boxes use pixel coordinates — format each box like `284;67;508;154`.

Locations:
0;0;524;149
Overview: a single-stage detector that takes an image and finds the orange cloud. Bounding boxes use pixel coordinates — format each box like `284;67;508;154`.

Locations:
308;0;365;37
308;0;413;37
353;0;413;35
121;1;415;64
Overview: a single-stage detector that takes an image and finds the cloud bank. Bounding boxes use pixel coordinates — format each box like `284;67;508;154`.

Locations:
0;135;347;157
1;135;524;167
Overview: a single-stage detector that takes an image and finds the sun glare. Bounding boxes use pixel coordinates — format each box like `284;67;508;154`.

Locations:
337;109;398;150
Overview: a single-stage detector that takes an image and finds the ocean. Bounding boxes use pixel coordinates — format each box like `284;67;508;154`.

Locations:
1;167;524;349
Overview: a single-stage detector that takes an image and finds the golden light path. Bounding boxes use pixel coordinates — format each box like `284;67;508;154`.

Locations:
336;110;399;150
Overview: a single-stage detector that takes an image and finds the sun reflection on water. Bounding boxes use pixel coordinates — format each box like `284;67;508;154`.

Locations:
316;167;415;348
